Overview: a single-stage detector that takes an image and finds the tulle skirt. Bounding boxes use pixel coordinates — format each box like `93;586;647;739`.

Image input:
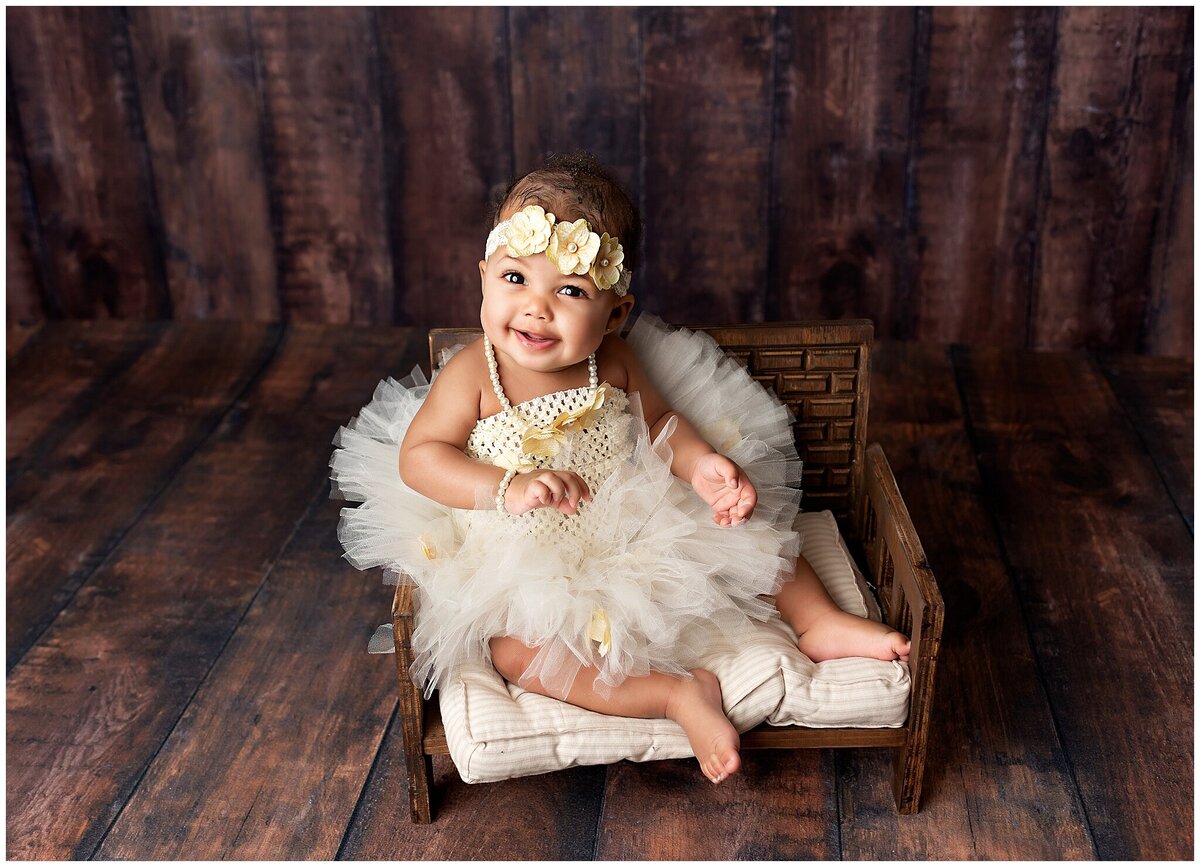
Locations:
329;313;804;700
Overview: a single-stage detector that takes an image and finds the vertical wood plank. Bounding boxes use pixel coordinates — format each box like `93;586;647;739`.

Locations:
4;324;408;860
1143;42;1192;359
641;7;774;324
1094;352;1193;532
94;496;397;858
771;8;913;334
6;75;48;324
250;7;392;324
6;321;164;472
907;7;1057;346
1033;7;1191;351
6;324;42;361
955;345;1193;858
596;752;839;859
6;7;170;319
340;745;606;859
377;7;511;329
125;7;278;321
509;8;642;215
6;322;279;671
837;342;1094;858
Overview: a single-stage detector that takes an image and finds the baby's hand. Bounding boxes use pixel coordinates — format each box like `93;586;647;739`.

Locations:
504;470;591;517
691;453;757;527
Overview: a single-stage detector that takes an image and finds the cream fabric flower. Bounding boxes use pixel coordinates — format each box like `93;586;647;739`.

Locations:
699;416;742;452
546;219;600;276
505;205;556;258
588;608;612;657
589;234;625;291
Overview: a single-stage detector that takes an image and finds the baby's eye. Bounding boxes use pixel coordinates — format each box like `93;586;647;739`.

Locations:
502;271;524;285
558;285;588;299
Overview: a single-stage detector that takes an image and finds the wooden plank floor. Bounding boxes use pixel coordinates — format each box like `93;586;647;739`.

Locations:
6;322;1193;860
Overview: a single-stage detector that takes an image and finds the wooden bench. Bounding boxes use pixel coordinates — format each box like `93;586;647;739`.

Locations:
389;320;943;822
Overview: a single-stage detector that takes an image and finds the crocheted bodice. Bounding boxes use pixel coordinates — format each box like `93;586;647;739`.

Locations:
464;384;636;538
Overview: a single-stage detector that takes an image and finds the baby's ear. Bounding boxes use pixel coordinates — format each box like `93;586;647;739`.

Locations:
478;259;487;286
607;293;635;333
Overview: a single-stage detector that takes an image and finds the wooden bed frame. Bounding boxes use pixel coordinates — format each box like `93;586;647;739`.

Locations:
389;320;943;822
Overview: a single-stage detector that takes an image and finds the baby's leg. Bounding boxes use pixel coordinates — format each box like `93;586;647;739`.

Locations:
488;635;740;784
769;555;910;662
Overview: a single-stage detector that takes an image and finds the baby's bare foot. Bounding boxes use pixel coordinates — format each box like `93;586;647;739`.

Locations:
665;669;741;784
795;609;911;663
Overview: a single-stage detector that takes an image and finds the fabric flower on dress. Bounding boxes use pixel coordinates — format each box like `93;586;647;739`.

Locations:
588;608;612;658
505;205;556;258
550;382;609;433
493;451;538;472
517;382;611;460
546;218;601;276
519;426;567;459
589;234;625;292
699;416;743;453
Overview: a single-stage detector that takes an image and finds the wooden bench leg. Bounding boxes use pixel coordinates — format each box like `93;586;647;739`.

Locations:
404;742;434;824
892;731;925;814
394;605;435;823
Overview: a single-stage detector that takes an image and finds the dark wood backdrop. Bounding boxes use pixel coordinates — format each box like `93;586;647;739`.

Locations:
6;6;1194;356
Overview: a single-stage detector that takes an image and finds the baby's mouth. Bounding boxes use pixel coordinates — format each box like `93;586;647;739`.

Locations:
513;328;557;346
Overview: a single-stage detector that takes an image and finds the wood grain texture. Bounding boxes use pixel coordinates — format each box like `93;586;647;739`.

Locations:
5;323;41;361
1094;351;1194;532
909;7;1057;346
250;7;392;324
595;750;839;859
4;323;405;860
94;499;395;859
6;320;164;475
838;342;1094;858
6;322;277;672
1033;6;1192;351
378;7;511;328
640;7;774;323
6;75;47;324
1143;42;1193;359
771;7;912;332
6;7;170;319
955;345;1193;858
125;7;278;320
509;7;641;196
339;746;606;859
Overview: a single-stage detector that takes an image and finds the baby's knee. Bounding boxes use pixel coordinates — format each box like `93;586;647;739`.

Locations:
488;635;534;680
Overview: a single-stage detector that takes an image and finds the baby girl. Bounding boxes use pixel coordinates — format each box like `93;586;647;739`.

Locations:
333;151;908;786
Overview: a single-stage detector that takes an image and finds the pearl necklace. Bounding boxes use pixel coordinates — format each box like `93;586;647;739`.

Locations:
483;334;598;414
483;333;599;514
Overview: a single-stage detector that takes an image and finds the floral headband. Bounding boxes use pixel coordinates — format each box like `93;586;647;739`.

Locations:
485;205;631;296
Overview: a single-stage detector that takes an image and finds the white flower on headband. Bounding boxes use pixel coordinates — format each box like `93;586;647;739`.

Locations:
505;205;556;258
485;207;631;295
547;218;601;276
590;233;624;292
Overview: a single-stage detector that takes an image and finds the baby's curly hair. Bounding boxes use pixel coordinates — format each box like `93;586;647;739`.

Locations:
488;151;643;275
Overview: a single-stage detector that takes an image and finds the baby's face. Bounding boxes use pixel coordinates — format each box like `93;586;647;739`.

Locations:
478;234;632;376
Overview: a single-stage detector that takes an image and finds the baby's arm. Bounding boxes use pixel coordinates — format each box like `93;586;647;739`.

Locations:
615;337;756;525
399;345;507;509
399;344;589;515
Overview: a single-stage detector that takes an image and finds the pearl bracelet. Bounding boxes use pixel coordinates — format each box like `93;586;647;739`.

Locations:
495;468;517;515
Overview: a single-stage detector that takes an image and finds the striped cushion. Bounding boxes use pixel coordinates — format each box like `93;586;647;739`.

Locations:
441;509;910;784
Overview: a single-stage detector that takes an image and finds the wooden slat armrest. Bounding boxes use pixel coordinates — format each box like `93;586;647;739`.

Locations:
862;443;943;811
862;443;943;665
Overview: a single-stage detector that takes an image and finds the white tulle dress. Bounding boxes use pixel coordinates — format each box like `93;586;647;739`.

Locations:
329;313;804;701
